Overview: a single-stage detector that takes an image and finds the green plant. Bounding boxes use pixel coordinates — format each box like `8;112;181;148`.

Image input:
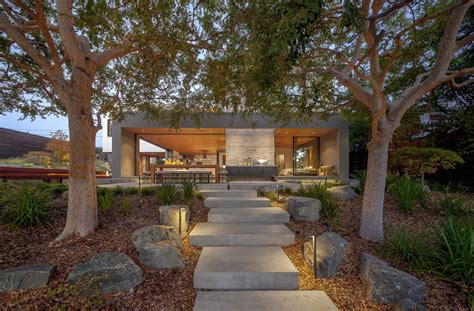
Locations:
296;183;337;226
119;197;131;215
156;183;176;205
97;189;113;212
181;181;195;204
46;276;103;309
1;185;49;229
40;183;68;196
390;147;464;182
351;170;367;193
139;186;156;196
427;216;473;286
440;196;465;216
382;227;430;270
264;191;277;202
124;187;139;195
112;186;124;195
391;176;428;213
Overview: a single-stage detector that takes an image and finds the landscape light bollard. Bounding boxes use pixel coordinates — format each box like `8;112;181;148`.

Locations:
312;235;317;277
276;184;280;202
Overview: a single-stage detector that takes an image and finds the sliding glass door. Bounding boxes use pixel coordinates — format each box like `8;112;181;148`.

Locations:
293;137;320;175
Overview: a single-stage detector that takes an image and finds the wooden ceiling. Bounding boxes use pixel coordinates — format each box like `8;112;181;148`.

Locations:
137;128;225;155
274;128;336;148
132;127;336;155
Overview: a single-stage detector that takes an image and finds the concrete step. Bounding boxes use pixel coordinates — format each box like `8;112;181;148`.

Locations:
200;190;258;198
208;207;289;223
193;247;298;290
194;291;338;311
189;223;294;247
204;197;271;208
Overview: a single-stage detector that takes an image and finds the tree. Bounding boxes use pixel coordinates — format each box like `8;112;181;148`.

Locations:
46;129;69;163
204;1;474;241
1;1;218;240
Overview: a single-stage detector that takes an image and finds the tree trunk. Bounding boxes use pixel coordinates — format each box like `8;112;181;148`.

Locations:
359;134;391;242
56;72;98;240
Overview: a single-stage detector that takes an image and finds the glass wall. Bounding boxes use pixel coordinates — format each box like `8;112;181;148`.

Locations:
293;137;320;175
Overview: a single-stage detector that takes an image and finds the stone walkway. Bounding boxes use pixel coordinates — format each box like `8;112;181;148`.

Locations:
190;190;338;310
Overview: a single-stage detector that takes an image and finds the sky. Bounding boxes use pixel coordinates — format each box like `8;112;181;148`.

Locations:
0;112;104;147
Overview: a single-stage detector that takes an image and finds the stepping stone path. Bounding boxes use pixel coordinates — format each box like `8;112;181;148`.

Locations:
190;189;338;310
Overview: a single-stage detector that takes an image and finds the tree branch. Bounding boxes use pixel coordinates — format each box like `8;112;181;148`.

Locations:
330;68;373;108
34;0;62;71
56;0;84;64
0;11;52;78
457;33;474;48
448;77;474;88
369;0;414;21
94;46;136;68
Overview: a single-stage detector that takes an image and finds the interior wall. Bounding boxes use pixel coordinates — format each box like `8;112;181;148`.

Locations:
226;129;275;165
275;147;293;169
320;130;339;174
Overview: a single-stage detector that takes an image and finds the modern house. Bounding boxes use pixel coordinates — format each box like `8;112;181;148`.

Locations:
0;127;52;159
103;113;349;181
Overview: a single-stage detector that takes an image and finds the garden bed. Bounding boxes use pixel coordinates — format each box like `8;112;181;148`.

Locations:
0;182;471;310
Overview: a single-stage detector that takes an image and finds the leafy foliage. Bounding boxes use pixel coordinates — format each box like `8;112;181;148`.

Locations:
181;181;196;204
351;170;367;193
139;186;156;196
296;183;337;225
1;185;49;230
156;183;177;205
440;196;466;216
382;227;431;270
391;176;428;213
428;217;473;286
383;217;473;289
97;189;113;212
119;197;131;215
124;187;139;195
390;147;464;178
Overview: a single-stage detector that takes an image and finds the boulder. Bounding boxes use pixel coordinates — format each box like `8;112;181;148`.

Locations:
285;196;321;221
327;185;357;201
0;264;55;292
359;253;426;304
394;299;426;311
131;225;185;269
67;252;143;294
159;205;189;235
304;232;347;278
348;179;360;189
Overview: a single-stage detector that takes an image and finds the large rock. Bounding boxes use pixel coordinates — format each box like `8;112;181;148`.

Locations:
159;205;189;235
285;196;321;221
0;264;55;292
304;232;347;278
348;179;360;190
394;299;426;311
327;185;357;201
67;252;143;294
359;253;426;304
131;225;185;269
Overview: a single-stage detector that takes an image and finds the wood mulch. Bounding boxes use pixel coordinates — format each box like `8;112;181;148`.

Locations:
282;194;469;311
0;190;470;310
0;193;206;310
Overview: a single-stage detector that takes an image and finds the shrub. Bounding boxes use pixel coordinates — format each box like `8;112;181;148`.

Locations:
1;185;49;229
296;183;337;225
124;187;139;195
112;186;124;195
440;196;465;216
97;189;113;212
139;186;156;196
40;183;68;196
427;216;472;286
382;227;430;270
156;183;176;205
119;197;131;215
181;181;195;204
390;147;464;181
351;170;366;193
391;176;427;213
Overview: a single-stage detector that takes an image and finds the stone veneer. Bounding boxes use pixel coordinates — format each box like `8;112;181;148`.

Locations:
225;129;275;166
